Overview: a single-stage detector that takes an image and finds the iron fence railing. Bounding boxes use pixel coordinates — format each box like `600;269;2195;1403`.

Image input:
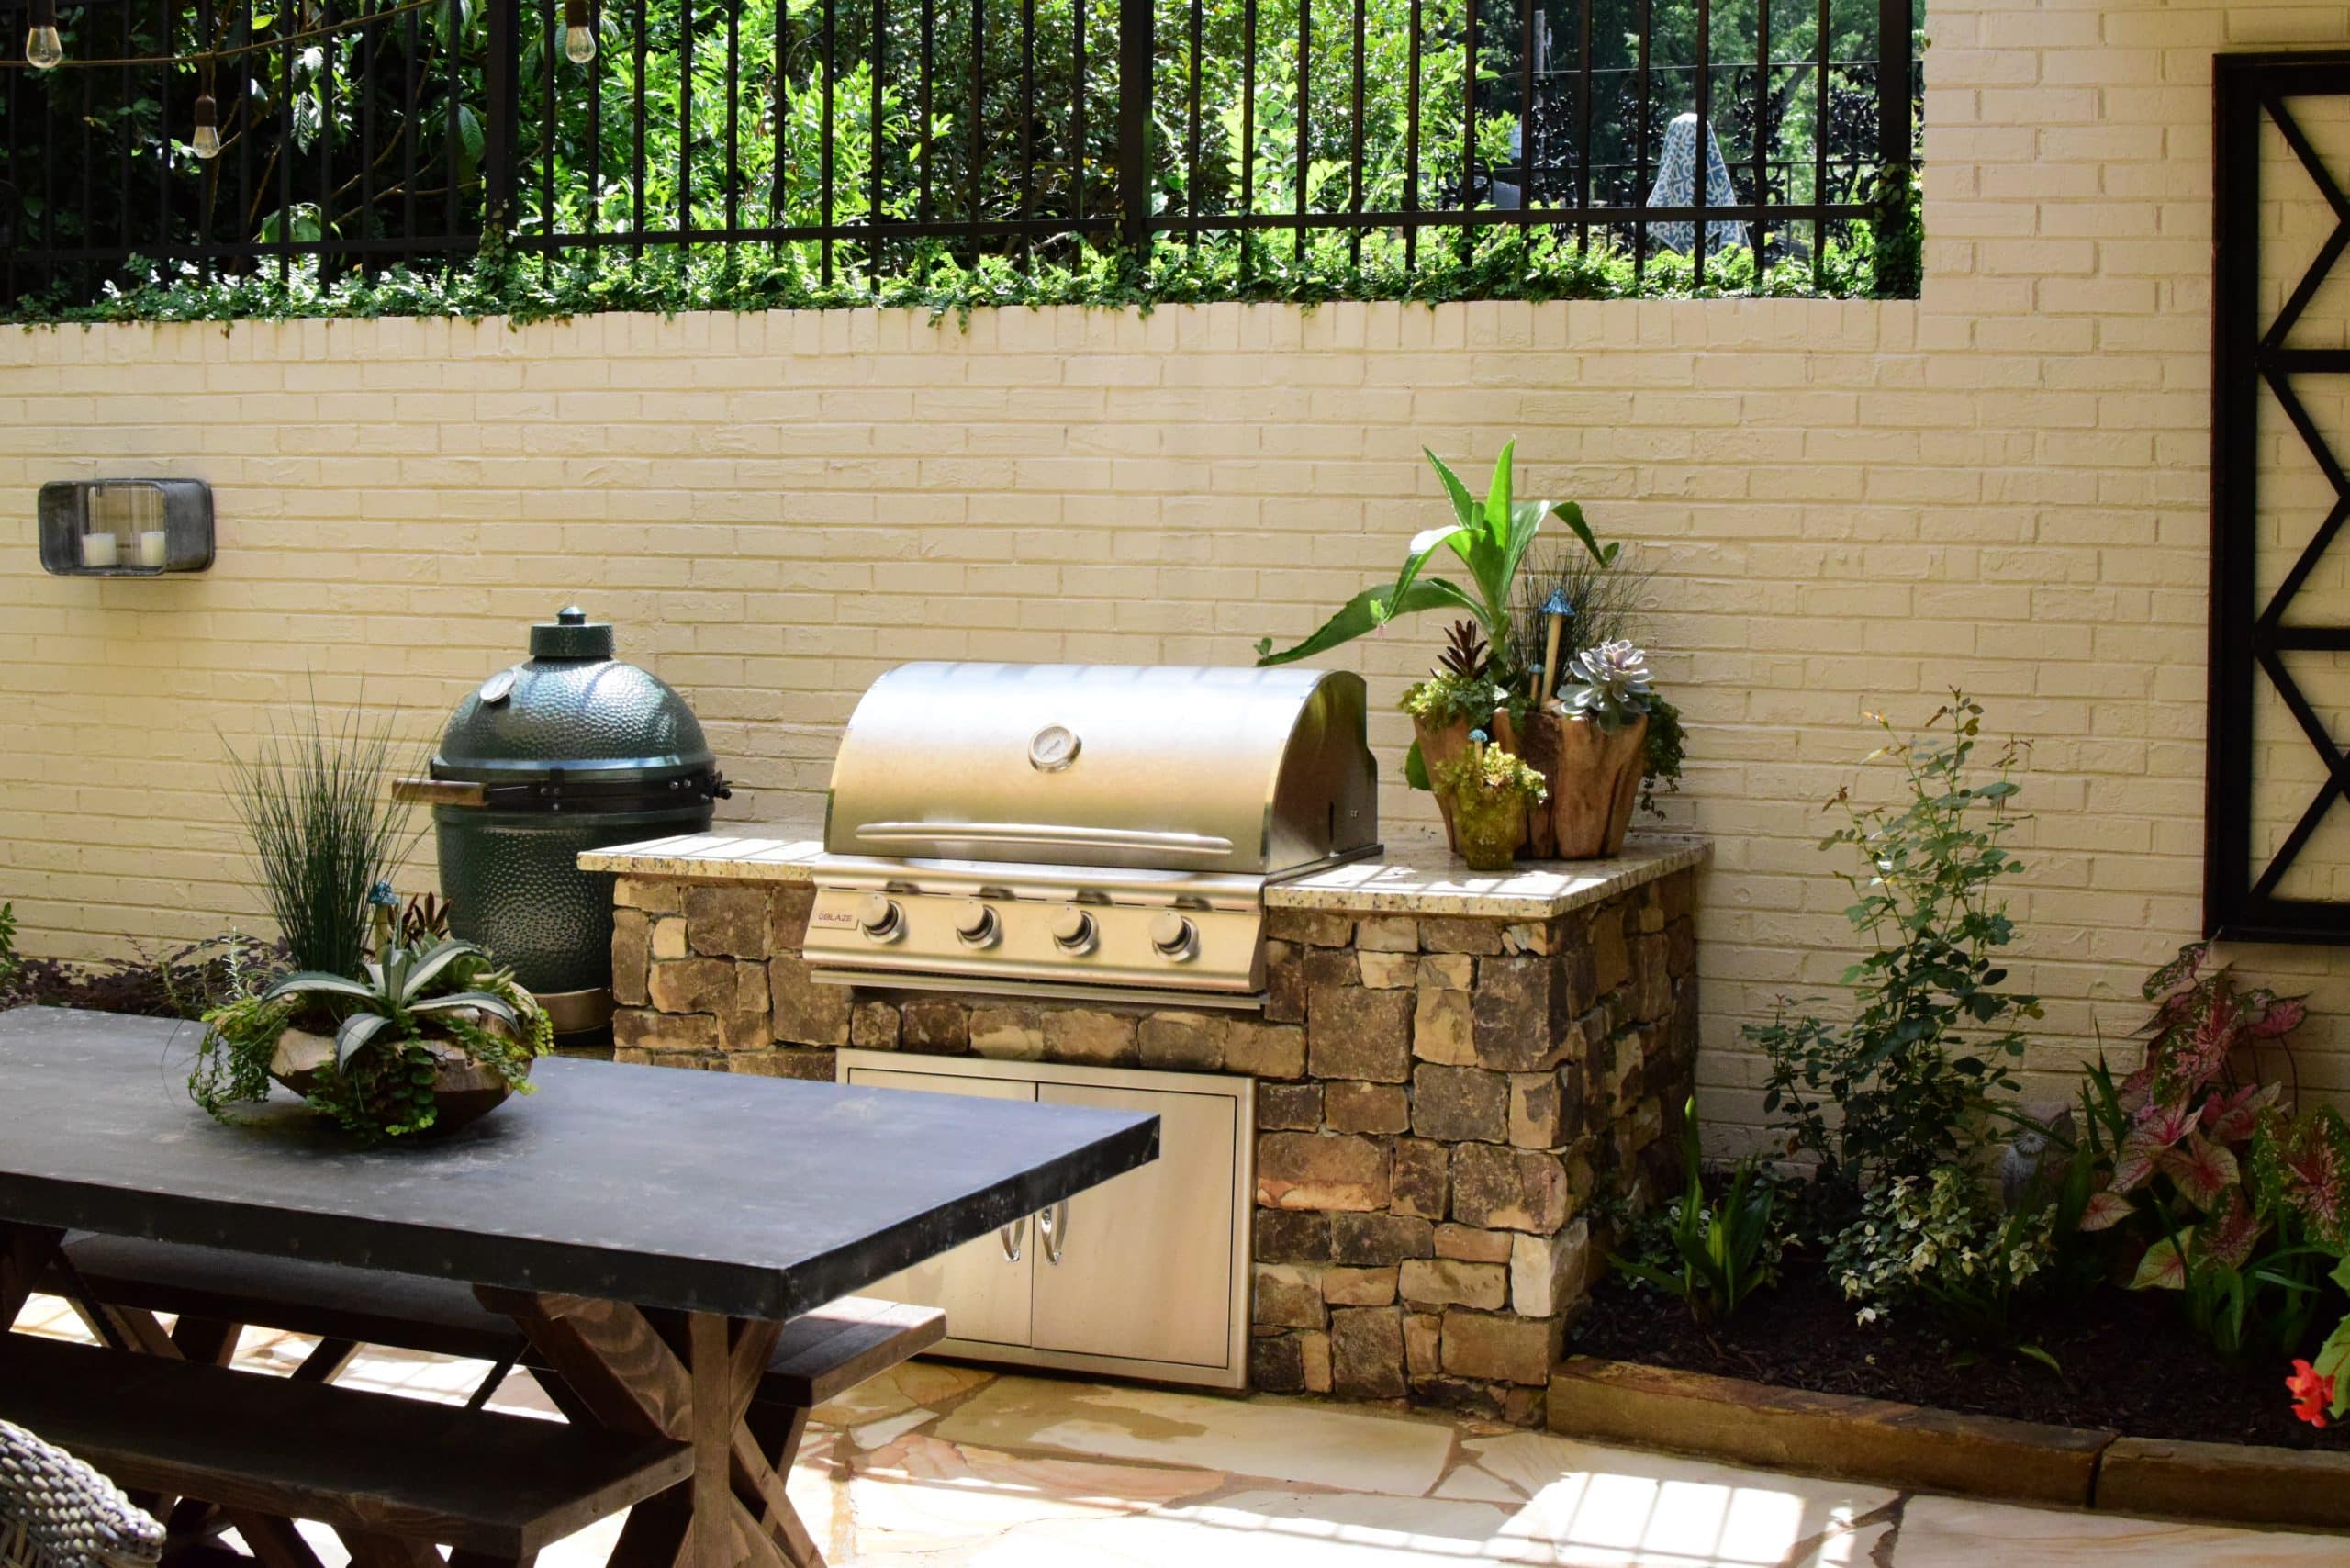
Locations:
0;0;1920;308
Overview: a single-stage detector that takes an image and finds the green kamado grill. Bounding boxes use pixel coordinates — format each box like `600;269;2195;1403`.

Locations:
397;607;728;1036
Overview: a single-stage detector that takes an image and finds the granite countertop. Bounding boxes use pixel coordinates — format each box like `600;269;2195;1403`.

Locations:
582;814;1708;920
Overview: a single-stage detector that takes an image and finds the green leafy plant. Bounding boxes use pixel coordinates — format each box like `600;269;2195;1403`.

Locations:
223;697;421;980
1398;621;1512;738
0;901;18;997
264;936;529;1072
1430;728;1550;803
9;226;1901;332
1823;1163;2063;1369
2289;1255;2350;1428
2268;1097;2350;1425
193;931;550;1142
1255;439;1608;678
1751;694;2038;1204
1612;1099;1784;1326
2064;946;2335;1362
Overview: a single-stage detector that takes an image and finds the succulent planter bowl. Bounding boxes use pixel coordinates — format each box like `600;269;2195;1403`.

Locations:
268;1018;531;1136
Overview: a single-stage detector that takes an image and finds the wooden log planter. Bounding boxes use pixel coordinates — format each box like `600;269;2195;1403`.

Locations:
1417;708;1650;864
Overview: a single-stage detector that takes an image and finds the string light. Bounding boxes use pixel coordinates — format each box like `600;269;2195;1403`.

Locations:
563;0;594;63
25;0;62;69
192;93;219;159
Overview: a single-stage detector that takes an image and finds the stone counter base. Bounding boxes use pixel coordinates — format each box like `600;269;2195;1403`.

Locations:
608;865;1700;1426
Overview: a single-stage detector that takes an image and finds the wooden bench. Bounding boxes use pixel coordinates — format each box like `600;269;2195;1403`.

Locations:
0;1331;691;1568
48;1234;946;1422
39;1235;947;1567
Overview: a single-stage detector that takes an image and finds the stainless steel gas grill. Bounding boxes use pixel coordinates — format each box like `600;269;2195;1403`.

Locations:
804;662;1381;1006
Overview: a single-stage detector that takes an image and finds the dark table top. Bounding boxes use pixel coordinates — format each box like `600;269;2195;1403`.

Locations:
0;1007;1158;1322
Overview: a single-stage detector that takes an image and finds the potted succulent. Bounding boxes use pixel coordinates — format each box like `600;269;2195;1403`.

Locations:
192;884;551;1141
1399;621;1515;853
1546;640;1658;858
1431;729;1550;871
1259;439;1682;861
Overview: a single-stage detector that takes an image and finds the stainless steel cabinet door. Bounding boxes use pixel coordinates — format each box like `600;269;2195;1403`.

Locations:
843;1066;1037;1350
1030;1081;1239;1371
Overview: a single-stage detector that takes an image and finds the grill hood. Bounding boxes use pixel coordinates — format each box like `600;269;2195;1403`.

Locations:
822;662;1380;877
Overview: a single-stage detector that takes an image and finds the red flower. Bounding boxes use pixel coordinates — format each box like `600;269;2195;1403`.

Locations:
2287;1360;2334;1428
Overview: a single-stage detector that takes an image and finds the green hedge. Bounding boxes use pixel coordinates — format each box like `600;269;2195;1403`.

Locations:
7;189;1919;329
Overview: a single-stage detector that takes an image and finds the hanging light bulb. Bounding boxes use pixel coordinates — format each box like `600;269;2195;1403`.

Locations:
563;0;595;63
24;0;62;68
193;94;221;160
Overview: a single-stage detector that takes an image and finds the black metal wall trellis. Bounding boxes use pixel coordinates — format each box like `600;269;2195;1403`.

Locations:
2209;50;2350;944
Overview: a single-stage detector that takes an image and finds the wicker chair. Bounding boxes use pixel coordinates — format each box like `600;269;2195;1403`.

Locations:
0;1420;163;1568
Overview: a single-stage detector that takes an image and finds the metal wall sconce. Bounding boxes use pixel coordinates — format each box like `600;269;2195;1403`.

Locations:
38;479;213;576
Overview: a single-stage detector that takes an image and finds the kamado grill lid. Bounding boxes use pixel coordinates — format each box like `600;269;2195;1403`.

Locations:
431;606;720;790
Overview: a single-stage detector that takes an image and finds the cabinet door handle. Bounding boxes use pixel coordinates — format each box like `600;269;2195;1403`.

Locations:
1038;1200;1070;1265
999;1215;1027;1262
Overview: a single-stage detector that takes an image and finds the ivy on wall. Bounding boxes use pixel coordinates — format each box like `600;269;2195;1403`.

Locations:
8;207;1916;330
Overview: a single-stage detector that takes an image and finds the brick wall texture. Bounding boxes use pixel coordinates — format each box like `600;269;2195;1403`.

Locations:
6;0;2350;1149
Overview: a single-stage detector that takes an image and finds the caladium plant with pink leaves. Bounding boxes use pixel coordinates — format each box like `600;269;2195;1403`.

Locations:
2265;1110;2350;1425
2068;945;2334;1359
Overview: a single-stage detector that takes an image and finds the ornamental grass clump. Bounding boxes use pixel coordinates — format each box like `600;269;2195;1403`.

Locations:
222;696;420;980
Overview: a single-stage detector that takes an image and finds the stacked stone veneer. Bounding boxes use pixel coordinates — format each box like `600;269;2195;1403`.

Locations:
608;864;1699;1425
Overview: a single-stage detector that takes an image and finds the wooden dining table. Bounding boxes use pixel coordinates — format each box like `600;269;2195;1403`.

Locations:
0;1006;1159;1568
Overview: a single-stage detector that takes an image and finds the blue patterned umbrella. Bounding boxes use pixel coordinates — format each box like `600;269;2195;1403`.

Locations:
1646;113;1741;255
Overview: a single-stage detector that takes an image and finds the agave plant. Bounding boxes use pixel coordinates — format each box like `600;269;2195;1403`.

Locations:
263;937;528;1071
1562;640;1656;731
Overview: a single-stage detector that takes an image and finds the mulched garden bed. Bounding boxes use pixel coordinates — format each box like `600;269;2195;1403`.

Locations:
1572;1257;2347;1451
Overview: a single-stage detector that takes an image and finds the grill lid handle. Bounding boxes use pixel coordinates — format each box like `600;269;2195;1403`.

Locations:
851;821;1237;859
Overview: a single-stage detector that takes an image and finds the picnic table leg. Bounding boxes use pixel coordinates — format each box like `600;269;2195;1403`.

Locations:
0;1220;62;1326
476;1289;812;1568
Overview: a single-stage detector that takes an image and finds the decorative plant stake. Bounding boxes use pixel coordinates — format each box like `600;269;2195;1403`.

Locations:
1539;588;1572;702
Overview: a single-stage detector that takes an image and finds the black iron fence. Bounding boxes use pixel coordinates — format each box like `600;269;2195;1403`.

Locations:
0;0;1920;309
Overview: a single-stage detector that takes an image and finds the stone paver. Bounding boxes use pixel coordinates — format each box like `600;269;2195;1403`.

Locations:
8;1294;2346;1564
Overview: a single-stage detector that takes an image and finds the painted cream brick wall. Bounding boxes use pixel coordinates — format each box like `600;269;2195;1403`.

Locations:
6;0;2350;1145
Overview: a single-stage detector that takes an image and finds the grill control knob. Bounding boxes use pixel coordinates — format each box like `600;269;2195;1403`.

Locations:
1049;906;1098;955
953;900;1000;948
1149;911;1199;961
856;894;903;942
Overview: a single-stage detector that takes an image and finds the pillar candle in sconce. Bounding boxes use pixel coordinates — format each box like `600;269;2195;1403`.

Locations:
38;479;213;577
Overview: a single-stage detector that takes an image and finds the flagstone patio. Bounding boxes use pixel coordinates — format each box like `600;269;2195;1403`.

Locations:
11;1294;2343;1566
